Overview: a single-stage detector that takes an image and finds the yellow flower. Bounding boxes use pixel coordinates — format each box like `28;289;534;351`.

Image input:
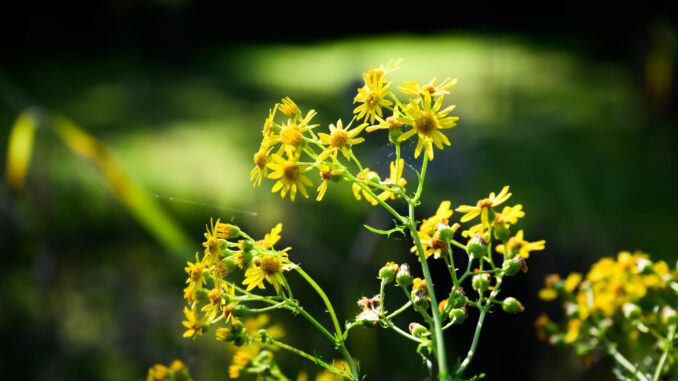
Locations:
261;104;278;138
537;274;561;301
242;251;294;293
495;230;545;258
318;119;366;161
278;97;298;117
416;231;447;259
351;168;381;206
182;306;205;339
203;218;236;264
397;96;459;160
316;163;345;202
268;109;318;158
183;253;206;303
456;186;512;228
419;201;453;235
366;109;403;133
256;223;283;250
251;146;272;187
353;62;399;124
494;204;525;226
564;273;582;292
398;78;457;99
147;364;169;381
267;153;313;201
564;319;581;343
377;159;407;201
228;350;253;379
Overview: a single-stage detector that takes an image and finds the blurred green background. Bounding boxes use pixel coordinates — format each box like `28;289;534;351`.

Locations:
1;6;676;381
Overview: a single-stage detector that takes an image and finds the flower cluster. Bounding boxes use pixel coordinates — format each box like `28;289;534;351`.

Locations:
538;251;677;381
169;61;547;381
250;59;459;204
146;360;192;381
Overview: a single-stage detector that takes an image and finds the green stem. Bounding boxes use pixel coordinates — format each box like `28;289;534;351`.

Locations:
387;301;412;320
294;267;359;380
379;279;387;316
355;181;406;224
389;322;424;343
445;241;459;286
295;267;343;337
604;339;649;381
413;155;429;202
408;203;448;379
450;239;467;251
456;276;503;377
244;301;287;313
267;337;345;378
653;323;676;381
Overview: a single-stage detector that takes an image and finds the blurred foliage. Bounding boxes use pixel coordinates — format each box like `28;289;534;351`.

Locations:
0;30;676;381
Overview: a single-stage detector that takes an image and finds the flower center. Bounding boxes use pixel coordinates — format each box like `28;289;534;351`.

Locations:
477;199;493;208
259;256;282;275
365;93;380;108
280;124;303;147
423;85;436;95
320;169;332;180
386;116;401;129
208;288;222;304
414;112;438;136
282;162;300;181
190;263;204;281
329;130;349;148
431;237;445;251
253;151;267;168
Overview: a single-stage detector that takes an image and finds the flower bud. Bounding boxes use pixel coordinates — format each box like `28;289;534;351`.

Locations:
502;257;526;276
661;306;677;325
448;287;467;309
396;264;413;287
437;223;458;242
635;258;653;274
564;302;580;318
622;303;642;320
466;234;487;259
471;274;491;293
378;262;399;283
502;297;525;314
215;221;241;239
448;308;466;324
215;327;231;342
388;125;403;145
412;290;429;310
408;322;429;338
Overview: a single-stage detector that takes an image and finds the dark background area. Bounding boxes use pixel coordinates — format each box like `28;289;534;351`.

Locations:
1;5;676;381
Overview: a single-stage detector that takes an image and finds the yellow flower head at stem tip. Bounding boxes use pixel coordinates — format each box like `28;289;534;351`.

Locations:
378;159;407;201
243;250;295;294
316;163;345;202
182;306;205;339
397;95;459;160
318;119;367;161
353;60;400;124
267;153;313;201
456;186;512;228
496;230;546;259
352;168;381;206
398;78;458;100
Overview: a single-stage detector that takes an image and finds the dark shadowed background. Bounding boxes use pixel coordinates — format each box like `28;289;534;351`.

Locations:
0;5;676;381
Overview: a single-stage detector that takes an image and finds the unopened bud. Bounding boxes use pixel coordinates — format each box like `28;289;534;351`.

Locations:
661;306;677;325
472;274;491;293
378;262;399;283
466;234;487;259
396;264;413;287
412;290;429;310
408;322;428;338
502;297;525;314
448;308;466;324
622;303;642;320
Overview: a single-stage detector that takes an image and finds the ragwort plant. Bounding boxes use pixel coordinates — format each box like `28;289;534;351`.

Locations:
537;251;677;381
175;60;547;381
